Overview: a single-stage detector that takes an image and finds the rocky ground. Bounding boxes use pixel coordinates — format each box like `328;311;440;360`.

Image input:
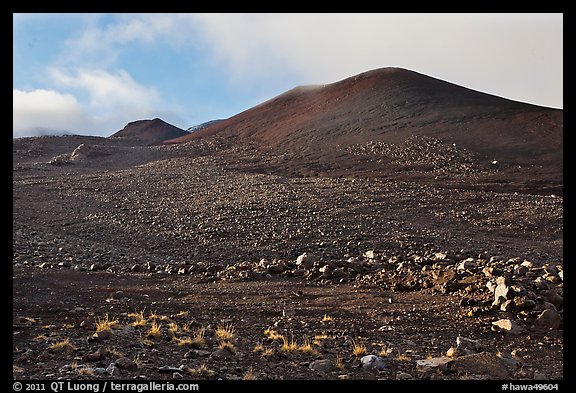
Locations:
12;136;563;381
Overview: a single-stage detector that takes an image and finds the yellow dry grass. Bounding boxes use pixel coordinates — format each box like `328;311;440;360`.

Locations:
215;323;235;341
48;338;76;353
351;339;367;357
95;313;119;332
146;321;162;338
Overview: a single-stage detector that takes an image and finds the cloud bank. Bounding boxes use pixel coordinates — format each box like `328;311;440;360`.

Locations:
13;89;88;137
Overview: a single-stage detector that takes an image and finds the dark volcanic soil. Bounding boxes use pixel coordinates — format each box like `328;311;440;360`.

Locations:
13;135;563;382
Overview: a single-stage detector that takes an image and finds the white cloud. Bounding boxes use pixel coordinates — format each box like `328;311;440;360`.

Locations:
13;89;90;137
49;67;160;110
58;14;193;68
14;68;166;137
41;13;564;107
188;13;563;108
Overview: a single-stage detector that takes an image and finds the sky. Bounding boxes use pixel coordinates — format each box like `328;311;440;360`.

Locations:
13;13;563;138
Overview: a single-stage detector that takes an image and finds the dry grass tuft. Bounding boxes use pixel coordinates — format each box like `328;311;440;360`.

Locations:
281;335;299;353
313;331;331;346
107;347;124;359
146;321;162;338
168;322;180;335
173;336;194;347
253;343;275;357
298;337;320;356
396;352;411;362
215;323;235;341
148;311;169;321
217;340;237;354
263;327;284;341
321;314;333;323
134;354;144;369
378;343;394;357
351;339;367;357
128;310;147;327
335;353;345;370
76;367;95;376
95;313;119;332
48;338;76;353
186;363;215;378
242;367;258;380
191;326;206;348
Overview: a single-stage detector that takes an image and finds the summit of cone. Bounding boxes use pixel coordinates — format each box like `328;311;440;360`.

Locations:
110;118;189;145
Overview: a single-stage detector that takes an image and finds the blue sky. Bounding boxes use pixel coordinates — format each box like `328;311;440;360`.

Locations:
13;13;563;138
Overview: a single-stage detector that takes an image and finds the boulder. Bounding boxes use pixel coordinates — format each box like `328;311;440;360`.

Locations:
491;318;524;335
360;355;386;370
309;359;334;373
296;253;317;269
533;309;562;330
115;357;138;371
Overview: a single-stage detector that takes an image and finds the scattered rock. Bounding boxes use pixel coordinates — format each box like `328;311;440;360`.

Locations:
106;362;120;376
184;349;211;358
157;365;185;373
82;347;108;362
360;355;386;370
296;253;317;269
491;318;524;335
115;357;138;371
539;289;563;308
396;371;413;380
416;356;452;372
309;359;334;373
364;250;378;260
94;367;107;375
456;336;482;352
90;329;112;341
48;154;71;166
447;336;482;357
211;347;235;360
493;276;513;306
533;309;562;330
450;352;511;379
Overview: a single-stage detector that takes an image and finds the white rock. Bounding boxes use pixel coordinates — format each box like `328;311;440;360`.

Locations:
296;253;316;269
416;356;452;371
360;355;386;370
491;318;524;335
456;336;482;352
520;260;534;269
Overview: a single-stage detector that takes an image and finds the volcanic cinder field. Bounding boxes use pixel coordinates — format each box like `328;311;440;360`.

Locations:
13;68;563;381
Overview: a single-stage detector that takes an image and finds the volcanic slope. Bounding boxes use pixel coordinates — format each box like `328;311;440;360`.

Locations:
110;118;189;145
166;67;562;193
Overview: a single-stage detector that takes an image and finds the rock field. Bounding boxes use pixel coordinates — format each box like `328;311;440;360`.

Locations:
13;136;563;381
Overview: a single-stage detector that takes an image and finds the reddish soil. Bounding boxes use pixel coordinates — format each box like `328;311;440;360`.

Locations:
166;68;562;194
